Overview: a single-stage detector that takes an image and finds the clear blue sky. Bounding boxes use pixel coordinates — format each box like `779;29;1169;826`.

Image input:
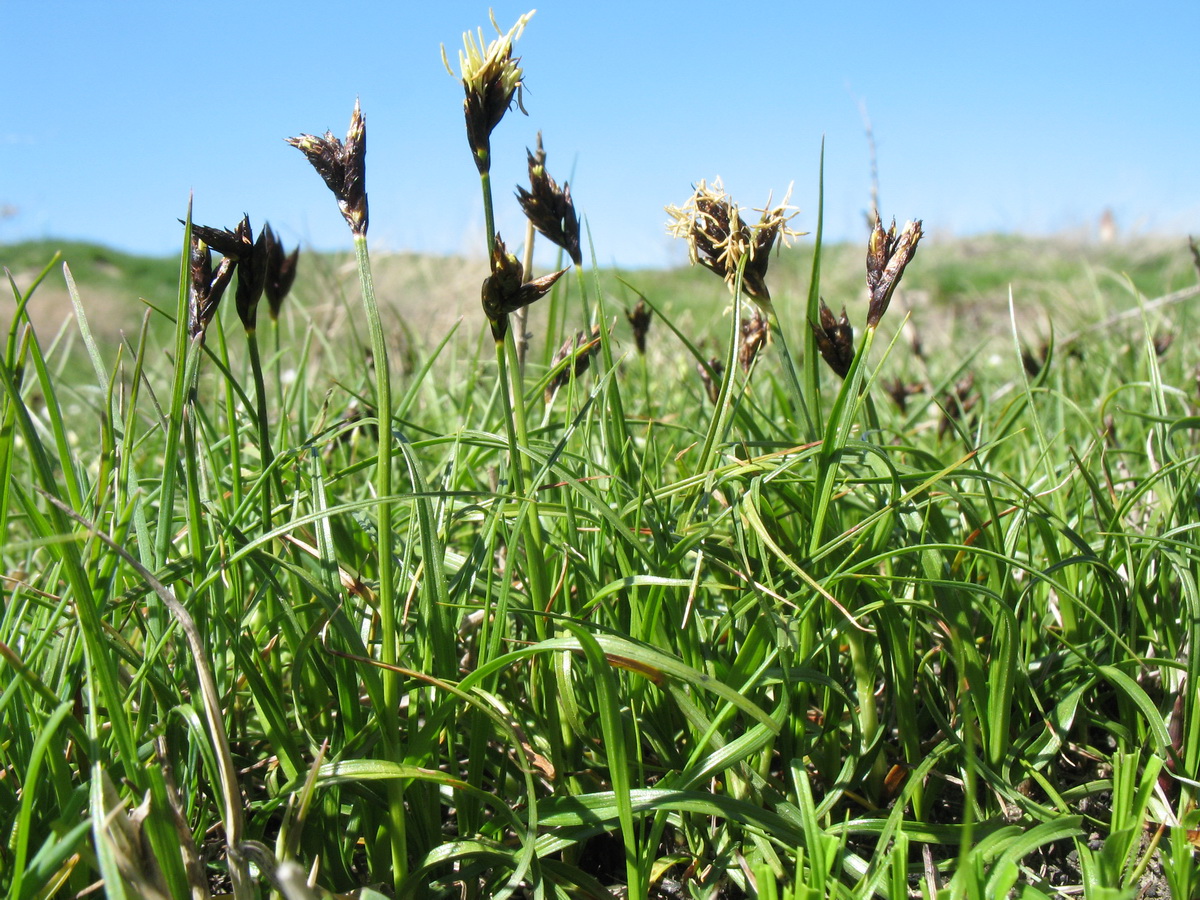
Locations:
2;1;1197;269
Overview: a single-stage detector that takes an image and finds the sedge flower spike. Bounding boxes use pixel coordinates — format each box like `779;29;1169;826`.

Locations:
188;237;235;340
481;232;567;341
626;300;651;354
666;178;801;311
866;216;923;328
516;132;582;266
810;299;855;379
262;224;299;322
443;10;535;175
286;99;368;237
189;215;267;332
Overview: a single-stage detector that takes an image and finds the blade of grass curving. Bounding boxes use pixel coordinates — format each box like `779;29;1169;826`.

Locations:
567;623;642;894
153;206;195;569
0;362;140;787
40;492;252;896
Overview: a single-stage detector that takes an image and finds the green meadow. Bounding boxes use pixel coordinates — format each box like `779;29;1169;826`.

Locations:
3;11;1200;900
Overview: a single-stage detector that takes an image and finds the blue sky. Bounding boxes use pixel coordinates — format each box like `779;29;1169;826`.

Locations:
2;1;1197;269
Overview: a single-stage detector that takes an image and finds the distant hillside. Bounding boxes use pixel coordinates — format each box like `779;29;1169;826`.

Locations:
3;235;1196;357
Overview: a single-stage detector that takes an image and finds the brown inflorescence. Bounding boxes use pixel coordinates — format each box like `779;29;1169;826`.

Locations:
739;310;769;373
810;299;855;379
666;179;800;311
545;324;602;403
190;215;268;333
443;11;534;175
698;357;723;405
262;224;299;322
516;133;582;266
866;216;923;328
286;100;368;237
626;300;651;355
938;372;978;438
481;233;568;341
188;238;235;340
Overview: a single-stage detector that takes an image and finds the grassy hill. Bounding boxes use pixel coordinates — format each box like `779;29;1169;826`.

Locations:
3;230;1200;898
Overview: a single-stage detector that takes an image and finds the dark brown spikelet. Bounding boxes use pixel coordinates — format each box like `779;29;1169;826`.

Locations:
1021;342;1051;378
515;133;582;266
694;196;751;289
481;233;568;341
742;208;783;303
1188;236;1200;278
287;99;369;237
698;357;723;405
866;216;923;328
626;300;651;354
189;217;249;260
193;215;268;332
188;238;235;340
233;221;270;332
544;324;602;403
445;12;533;175
263;224;299;321
739;310;769;372
882;377;925;413
1153;330;1174;358
810;299;855;379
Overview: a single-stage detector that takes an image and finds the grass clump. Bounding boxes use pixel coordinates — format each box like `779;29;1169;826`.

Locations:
5;11;1200;900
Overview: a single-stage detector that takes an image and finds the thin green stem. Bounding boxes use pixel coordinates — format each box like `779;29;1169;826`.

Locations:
480;170;496;257
350;232;407;889
245;328;275;534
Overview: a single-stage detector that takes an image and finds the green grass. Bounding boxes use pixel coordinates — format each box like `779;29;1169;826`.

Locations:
3;223;1199;899
4;20;1200;896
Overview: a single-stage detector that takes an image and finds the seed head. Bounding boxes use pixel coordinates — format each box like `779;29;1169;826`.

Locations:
697;357;724;405
516;133;582;266
626;300;651;354
481;232;567;341
866;216;923;328
263;224;299;321
287;99;368;237
442;10;534;174
238;223;270;332
739;309;769;373
666;179;800;311
810;299;855;379
189;215;266;332
882;377;925;412
188;237;235;340
545;324;602;403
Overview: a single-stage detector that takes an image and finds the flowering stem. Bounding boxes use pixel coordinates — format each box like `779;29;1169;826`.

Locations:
351;232;407;887
480;170;497;258
245;330;274;532
494;332;551;624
